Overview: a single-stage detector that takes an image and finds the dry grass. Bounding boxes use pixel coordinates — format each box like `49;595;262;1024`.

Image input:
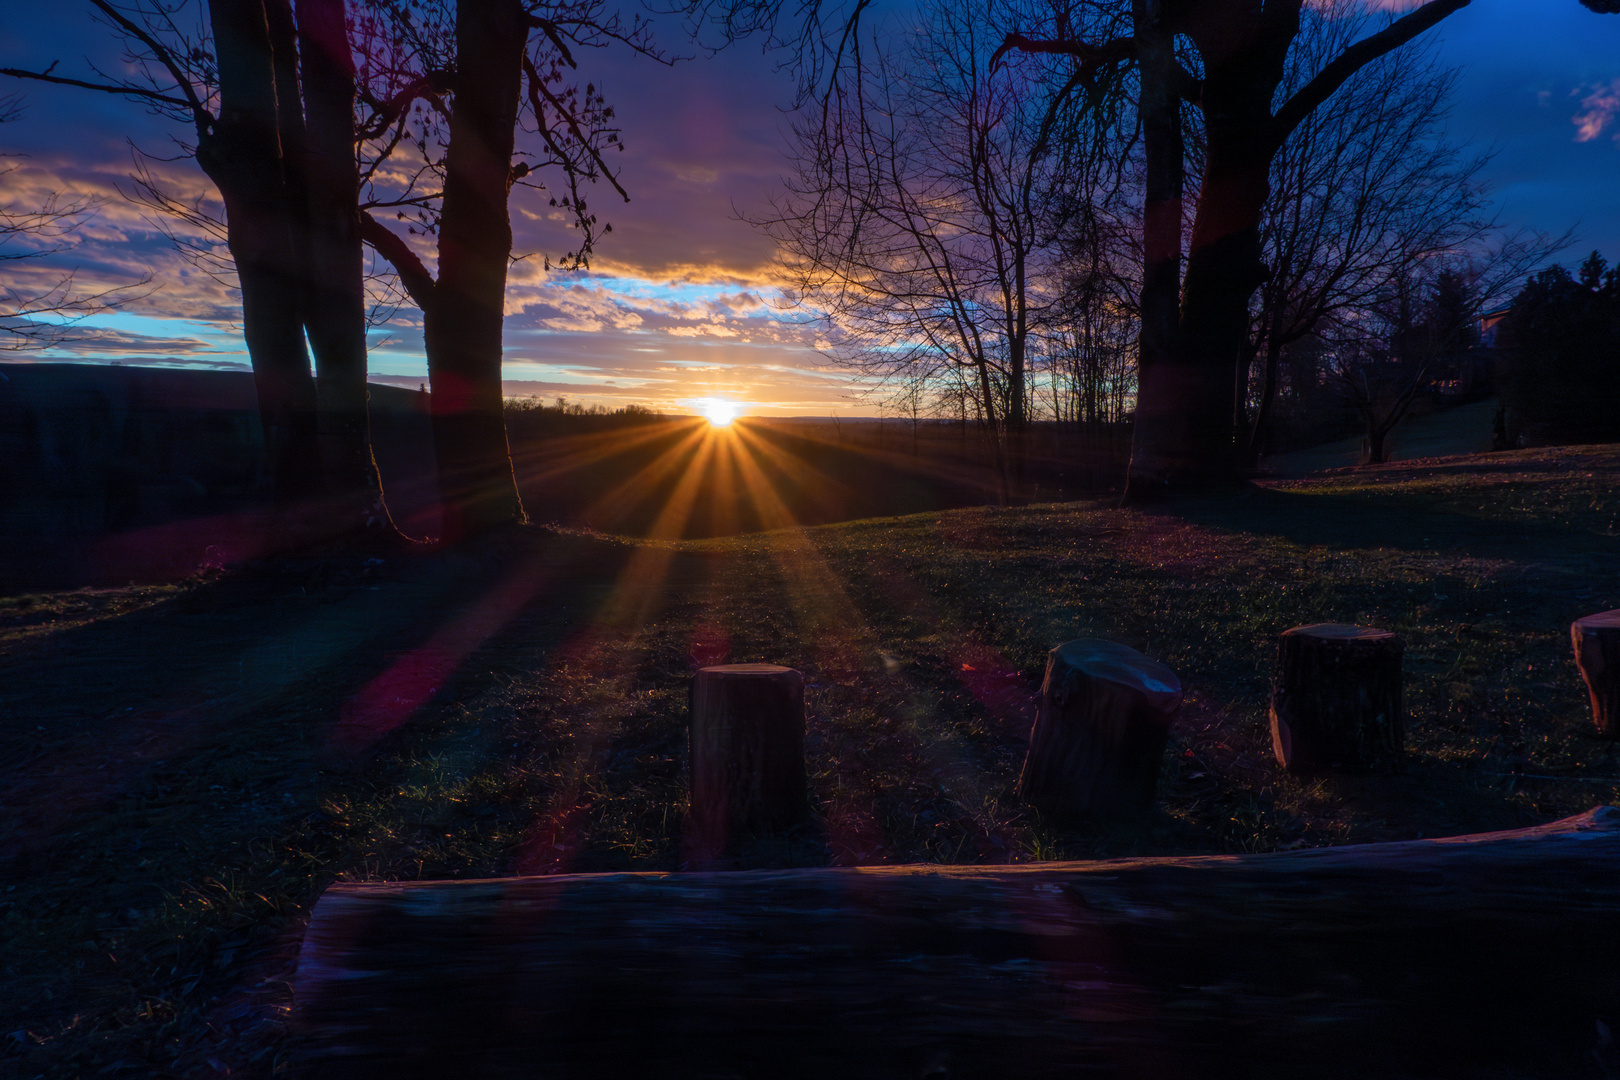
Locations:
2;444;1618;1077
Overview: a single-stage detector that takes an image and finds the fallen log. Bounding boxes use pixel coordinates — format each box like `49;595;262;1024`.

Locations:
294;808;1620;1080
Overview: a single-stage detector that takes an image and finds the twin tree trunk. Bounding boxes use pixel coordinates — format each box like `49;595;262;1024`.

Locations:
1127;4;1293;497
1116;0;1485;497
198;0;387;535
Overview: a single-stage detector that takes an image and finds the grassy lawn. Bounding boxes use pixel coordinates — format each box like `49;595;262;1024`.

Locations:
2;443;1617;1077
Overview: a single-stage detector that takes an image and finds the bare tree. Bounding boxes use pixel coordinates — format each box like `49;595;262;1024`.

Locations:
994;0;1617;499
1238;4;1499;467
356;0;651;540
756;0;1112;494
6;0;647;543
1321;236;1553;465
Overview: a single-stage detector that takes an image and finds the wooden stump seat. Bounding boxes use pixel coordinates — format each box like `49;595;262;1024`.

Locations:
1016;638;1182;825
1269;623;1403;772
689;663;808;853
1573;609;1620;738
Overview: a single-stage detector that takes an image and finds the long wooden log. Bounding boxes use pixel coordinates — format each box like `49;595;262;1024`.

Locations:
294;808;1620;1079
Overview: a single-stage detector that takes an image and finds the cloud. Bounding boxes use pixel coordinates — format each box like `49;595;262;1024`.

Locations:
34;326;218;355
1573;79;1620;143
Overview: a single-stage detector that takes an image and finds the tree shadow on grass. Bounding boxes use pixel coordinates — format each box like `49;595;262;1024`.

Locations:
1168;482;1616;574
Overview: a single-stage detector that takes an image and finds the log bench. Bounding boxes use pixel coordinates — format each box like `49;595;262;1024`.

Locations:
293;808;1620;1080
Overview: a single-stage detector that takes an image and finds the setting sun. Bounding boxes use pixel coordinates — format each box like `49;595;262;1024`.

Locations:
699;399;740;427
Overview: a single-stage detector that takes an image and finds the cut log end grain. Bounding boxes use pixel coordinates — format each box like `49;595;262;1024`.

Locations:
1269;623;1404;773
1017;639;1183;826
1573;610;1620;738
689;664;808;852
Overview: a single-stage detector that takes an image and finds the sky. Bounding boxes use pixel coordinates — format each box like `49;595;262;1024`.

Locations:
0;0;1617;418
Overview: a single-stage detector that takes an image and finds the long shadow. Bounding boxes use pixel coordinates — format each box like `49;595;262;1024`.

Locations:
1166;484;1618;572
0;530;637;863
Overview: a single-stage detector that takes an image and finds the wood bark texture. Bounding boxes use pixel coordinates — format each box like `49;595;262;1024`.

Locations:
1269;622;1403;772
423;0;528;541
1573;609;1620;737
293;808;1620;1080
1016;639;1182;825
296;0;386;529
689;664;808;853
202;0;320;507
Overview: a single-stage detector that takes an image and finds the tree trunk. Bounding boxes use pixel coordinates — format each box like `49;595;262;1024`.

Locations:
1016;639;1182;825
297;0;389;533
1572;609;1620;737
689;664;809;856
1244;335;1284;468
1129;6;1297;497
294;807;1620;1080
201;0;319;509
1120;1;1184;502
1269;623;1404;772
422;0;528;542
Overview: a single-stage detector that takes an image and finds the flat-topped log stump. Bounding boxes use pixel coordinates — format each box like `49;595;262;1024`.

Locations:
1270;623;1404;772
1016;639;1182;825
294;809;1620;1080
1573;609;1620;737
689;663;808;852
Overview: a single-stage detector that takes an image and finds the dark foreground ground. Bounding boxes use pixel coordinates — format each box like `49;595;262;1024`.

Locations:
2;444;1618;1077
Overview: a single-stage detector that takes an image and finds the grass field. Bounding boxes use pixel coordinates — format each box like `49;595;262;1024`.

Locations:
2;443;1618;1077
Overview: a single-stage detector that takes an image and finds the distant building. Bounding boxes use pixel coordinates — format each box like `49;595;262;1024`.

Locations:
1478;305;1513;349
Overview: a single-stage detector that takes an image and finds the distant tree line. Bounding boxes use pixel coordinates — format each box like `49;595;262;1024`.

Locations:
1496;251;1620;448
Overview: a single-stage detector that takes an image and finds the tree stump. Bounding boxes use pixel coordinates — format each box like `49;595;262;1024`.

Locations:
1573;609;1620;738
1016;639;1182;826
1269;623;1404;772
689;664;808;852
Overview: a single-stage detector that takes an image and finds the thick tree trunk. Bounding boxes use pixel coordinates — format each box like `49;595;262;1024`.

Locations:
201;0;319;508
423;0;528;542
1120;1;1184;502
294;808;1620;1080
297;0;389;533
1129;5;1297;496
